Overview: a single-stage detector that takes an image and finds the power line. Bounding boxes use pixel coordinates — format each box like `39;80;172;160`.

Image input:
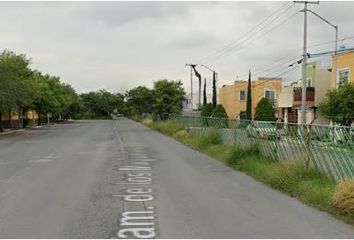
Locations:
195;1;292;64
197;2;296;65
208;10;300;65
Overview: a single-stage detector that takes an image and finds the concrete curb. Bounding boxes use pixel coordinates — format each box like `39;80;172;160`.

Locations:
0;128;26;136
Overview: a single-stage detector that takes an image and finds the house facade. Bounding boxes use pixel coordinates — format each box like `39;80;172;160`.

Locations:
219;77;282;120
278;61;331;124
0;109;41;131
331;50;354;88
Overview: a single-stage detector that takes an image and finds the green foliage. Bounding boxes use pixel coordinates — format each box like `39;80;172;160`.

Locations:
147;121;347;223
125;86;155;118
198;130;222;147
30;71;78;122
153;80;185;120
254;97;276;121
201;103;214;117
211;104;228;118
226;144;260;167
148;120;184;136
79;90;126;119
319;83;354;126
208;104;228;128
0;50;32;113
246;70;252;120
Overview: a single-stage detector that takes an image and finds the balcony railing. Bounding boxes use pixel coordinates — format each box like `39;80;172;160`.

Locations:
293;87;315;106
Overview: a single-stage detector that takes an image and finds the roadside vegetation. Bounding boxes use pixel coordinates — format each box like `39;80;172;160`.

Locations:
0;49;185;131
144;119;354;225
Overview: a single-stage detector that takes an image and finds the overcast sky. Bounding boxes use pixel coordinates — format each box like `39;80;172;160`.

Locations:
1;1;353;94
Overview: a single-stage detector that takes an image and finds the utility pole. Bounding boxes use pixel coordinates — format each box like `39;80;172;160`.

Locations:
186;64;197;110
294;1;319;124
305;8;338;86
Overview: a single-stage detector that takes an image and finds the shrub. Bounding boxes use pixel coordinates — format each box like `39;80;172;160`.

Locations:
142;118;153;125
174;130;189;139
201;103;214;117
210;104;228;128
211;104;228;118
254;97;276;121
332;179;354;215
201;103;215;127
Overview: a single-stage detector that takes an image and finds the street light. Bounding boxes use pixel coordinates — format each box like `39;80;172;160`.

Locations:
295;1;338;124
305;8;338;84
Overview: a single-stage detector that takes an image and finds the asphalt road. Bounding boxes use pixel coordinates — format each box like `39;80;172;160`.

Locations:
0;119;353;238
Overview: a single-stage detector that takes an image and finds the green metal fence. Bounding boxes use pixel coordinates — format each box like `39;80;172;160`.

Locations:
171;115;354;181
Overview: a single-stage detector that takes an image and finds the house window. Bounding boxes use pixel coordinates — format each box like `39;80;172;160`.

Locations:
239;90;247;101
307;78;313;87
337;68;350;87
264;89;276;107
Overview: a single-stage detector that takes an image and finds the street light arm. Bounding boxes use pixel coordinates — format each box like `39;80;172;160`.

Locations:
200;64;215;73
305;9;337;29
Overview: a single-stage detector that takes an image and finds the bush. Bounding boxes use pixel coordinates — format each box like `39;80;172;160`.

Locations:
254;97;276;121
201;103;215;127
201;103;214;117
173;130;189;139
211;104;228;118
210;104;228;128
142;118;153;125
332;179;354;215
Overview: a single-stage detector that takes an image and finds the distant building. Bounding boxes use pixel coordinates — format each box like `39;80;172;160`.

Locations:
219;77;282;120
182;92;213;111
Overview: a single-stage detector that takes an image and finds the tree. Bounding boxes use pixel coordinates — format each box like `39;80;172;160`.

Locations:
152;79;185;120
319;83;354;126
254;98;276;121
0;50;33;131
246;69;252;120
203;78;207;106
79;89;125;119
125;86;155;118
212;71;217;107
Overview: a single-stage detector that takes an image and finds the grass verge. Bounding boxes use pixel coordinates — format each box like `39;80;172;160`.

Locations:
144;119;354;225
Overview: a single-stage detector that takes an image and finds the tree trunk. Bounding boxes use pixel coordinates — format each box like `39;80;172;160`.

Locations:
9;110;12;129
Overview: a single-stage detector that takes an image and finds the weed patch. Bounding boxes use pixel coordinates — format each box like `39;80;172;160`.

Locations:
145;120;354;225
332;179;354;216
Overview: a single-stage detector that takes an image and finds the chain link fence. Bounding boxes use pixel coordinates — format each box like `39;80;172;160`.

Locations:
170;115;354;181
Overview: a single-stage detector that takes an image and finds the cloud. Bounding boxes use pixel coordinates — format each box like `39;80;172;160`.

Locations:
0;1;352;94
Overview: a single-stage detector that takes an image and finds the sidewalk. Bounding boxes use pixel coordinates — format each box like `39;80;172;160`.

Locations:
0;128;26;136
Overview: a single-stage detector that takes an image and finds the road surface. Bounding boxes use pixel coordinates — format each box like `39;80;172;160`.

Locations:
0;119;353;238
